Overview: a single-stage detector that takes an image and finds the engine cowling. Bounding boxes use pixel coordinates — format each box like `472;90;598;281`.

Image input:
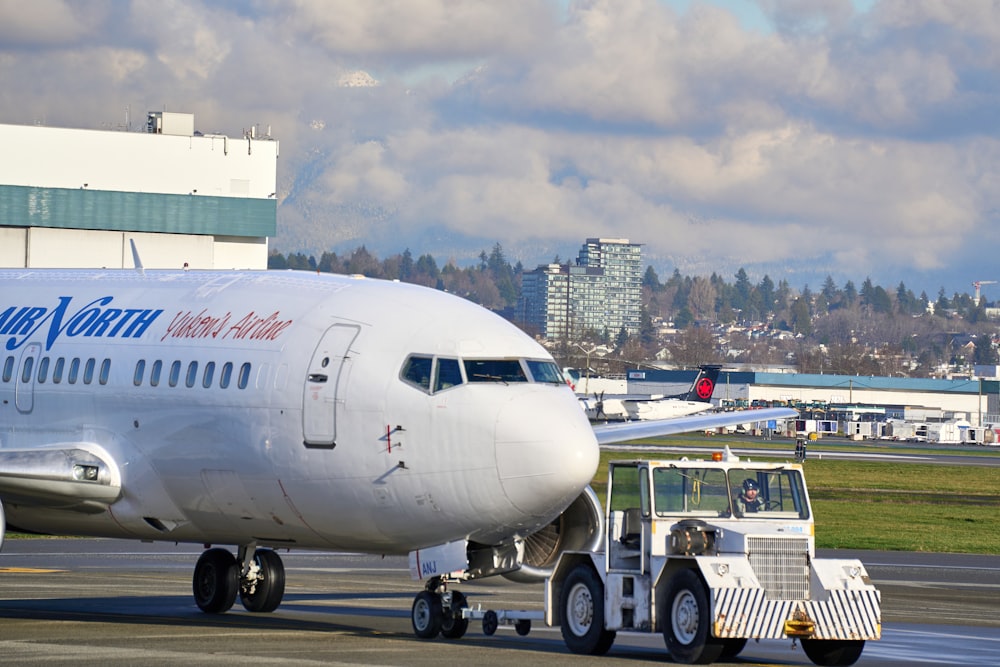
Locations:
502;485;604;583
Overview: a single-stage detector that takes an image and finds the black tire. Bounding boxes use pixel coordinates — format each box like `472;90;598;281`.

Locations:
440;591;469;640
720;637;748;660
239;549;286;613
801;639;866;666
193;548;238;614
514;619;531;636
411;590;443;639
559;564;616;655
663;568;723;664
482;610;499;636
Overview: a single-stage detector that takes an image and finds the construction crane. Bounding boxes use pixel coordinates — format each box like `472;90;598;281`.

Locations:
973;280;997;306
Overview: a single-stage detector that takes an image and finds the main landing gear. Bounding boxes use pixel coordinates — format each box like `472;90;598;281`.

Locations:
411;576;470;640
193;544;286;614
410;577;540;640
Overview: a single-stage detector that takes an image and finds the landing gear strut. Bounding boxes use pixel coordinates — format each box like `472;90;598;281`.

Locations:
411;576;469;640
192;545;286;614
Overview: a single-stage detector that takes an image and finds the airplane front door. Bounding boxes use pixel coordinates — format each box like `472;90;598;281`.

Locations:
302;324;359;448
15;343;40;413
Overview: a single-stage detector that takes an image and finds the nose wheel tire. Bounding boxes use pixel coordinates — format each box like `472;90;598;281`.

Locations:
440;591;469;639
193;548;239;614
412;590;443;639
559;564;616;655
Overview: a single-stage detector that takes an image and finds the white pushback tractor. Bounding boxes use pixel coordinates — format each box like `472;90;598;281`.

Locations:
545;448;881;665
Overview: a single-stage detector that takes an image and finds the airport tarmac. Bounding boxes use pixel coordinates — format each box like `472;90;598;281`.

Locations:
0;539;998;666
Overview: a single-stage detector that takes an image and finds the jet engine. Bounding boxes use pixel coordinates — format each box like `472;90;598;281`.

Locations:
503;485;604;583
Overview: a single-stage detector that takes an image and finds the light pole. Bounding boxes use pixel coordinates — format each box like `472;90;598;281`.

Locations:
574;343;598;395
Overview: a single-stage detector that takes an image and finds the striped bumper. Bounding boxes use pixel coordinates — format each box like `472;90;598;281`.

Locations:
713;588;881;640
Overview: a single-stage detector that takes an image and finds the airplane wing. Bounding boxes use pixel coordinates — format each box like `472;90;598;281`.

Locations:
592;407;798;446
0;446;121;513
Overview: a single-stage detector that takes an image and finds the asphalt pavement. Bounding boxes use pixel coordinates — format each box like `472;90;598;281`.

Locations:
0;539;998;666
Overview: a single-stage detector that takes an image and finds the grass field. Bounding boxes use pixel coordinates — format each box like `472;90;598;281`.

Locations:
597;436;1000;554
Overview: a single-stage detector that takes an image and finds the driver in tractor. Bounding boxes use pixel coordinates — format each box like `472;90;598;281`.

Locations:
734;478;765;515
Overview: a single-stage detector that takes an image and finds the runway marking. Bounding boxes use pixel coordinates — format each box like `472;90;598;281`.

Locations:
0;567;65;574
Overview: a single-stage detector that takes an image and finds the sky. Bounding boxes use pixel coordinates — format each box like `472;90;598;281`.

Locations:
1;0;999;297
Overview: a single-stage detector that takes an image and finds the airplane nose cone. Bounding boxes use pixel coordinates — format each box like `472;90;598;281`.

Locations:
494;387;600;517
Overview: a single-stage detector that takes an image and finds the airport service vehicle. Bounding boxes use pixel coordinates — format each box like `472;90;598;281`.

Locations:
544;448;880;665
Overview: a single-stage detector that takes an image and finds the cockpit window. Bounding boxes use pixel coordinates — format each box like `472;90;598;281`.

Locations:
401;356;562;392
434;358;463;392
401;355;433;391
526;360;564;384
464;359;527;383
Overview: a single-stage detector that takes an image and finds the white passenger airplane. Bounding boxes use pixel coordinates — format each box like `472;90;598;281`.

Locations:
0;267;796;638
580;364;722;422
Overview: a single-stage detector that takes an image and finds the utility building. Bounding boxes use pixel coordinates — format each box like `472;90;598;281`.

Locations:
520;238;642;341
0;112;277;270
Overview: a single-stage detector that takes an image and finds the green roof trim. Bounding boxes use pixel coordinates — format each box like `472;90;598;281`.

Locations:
0;185;276;237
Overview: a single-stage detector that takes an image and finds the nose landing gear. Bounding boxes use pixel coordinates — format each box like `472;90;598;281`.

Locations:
411;576;470;640
410;576;542;640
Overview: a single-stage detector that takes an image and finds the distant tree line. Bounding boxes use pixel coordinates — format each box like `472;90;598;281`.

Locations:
640;267;950;331
269;244;999;377
268;243;522;312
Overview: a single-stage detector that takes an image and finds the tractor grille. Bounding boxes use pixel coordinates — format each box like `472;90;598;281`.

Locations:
747;537;810;601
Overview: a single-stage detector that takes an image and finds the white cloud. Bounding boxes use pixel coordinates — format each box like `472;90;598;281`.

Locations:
279;0;555;64
0;0;105;46
1;0;1000;292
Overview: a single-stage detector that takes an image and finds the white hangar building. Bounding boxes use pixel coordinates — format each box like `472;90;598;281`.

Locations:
0;112;278;270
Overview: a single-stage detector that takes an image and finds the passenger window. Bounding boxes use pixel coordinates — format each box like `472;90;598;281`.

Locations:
150;360;162;387
220;362;233;389
21;357;34;383
68;358;80;384
434;358;463;392
203;361;215;388
134;360;146;386
52;357;64;384
3;356;14;382
169;361;181;387
237;362;251;389
83;358;96;384
37;357;49;383
186;361;198;388
99;359;111;385
402;355;433;391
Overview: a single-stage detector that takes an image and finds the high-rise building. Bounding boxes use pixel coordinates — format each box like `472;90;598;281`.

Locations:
520;238;642;341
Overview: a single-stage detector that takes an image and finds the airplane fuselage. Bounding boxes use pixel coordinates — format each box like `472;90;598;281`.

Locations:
0;270;599;554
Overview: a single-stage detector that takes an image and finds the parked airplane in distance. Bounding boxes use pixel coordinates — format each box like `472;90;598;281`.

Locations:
579;364;722;422
0;268;795;638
